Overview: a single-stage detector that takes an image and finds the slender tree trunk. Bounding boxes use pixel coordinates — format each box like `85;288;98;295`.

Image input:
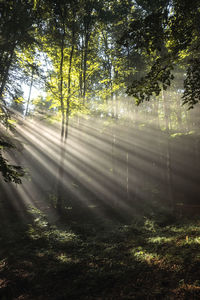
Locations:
57;30;66;211
79;34;84;99
126;151;129;201
83;33;90;104
111;125;117;206
111;80;114;117
162;89;174;211
60;33;65;141
57;19;75;211
25;67;34;116
102;30;114;116
114;68;119;119
127;44;131;85
64;26;75;142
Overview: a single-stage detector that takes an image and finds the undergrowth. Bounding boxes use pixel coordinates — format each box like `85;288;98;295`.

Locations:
0;204;200;299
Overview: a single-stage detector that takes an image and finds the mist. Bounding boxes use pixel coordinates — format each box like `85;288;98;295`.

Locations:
1;89;200;224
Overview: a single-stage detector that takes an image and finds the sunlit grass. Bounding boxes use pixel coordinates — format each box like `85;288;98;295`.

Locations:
131;247;161;264
1;199;200;299
56;253;74;263
148;236;175;243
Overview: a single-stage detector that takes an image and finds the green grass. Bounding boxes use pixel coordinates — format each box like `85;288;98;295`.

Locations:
0;204;200;299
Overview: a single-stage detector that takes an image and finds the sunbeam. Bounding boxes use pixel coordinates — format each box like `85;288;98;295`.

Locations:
1;96;200;226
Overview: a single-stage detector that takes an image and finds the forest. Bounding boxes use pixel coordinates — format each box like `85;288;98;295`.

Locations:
1;0;200;299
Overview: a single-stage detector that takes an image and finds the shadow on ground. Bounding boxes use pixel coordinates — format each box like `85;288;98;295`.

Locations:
1;190;200;300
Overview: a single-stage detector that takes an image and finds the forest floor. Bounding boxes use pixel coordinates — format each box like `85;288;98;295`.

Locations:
0;200;200;300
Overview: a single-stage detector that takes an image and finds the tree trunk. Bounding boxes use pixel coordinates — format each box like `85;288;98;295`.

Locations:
57;19;75;211
0;44;16;125
83;32;90;104
126;151;129;202
0;43;15;101
79;34;84;99
64;23;75;142
60;32;65;141
162;89;174;211
102;30;114;116
25;67;34;116
57;29;65;211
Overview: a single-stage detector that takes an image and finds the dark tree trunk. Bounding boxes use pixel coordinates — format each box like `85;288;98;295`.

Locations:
57;28;66;211
57;17;76;212
0;43;15;101
162;89;174;211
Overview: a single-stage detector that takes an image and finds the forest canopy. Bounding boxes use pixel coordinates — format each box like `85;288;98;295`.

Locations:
0;0;200;182
122;0;200;108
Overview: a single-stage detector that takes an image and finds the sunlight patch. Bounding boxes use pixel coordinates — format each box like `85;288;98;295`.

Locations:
131;247;160;263
148;236;175;244
56;253;73;263
51;229;77;242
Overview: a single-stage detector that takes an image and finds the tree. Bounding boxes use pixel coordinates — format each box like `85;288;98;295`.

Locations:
0;139;24;183
0;0;40;182
121;0;200;108
0;0;38;105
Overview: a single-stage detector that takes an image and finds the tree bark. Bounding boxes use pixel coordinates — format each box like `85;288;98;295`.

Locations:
162;89;174;211
57;27;66;211
64;21;75;142
60;31;65;142
0;43;16;101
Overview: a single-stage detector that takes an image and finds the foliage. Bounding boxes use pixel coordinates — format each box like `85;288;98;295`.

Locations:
182;59;200;108
0;0;43;182
2;0;200;118
121;0;200;107
1;202;200;299
0;140;24;183
0;0;39;101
